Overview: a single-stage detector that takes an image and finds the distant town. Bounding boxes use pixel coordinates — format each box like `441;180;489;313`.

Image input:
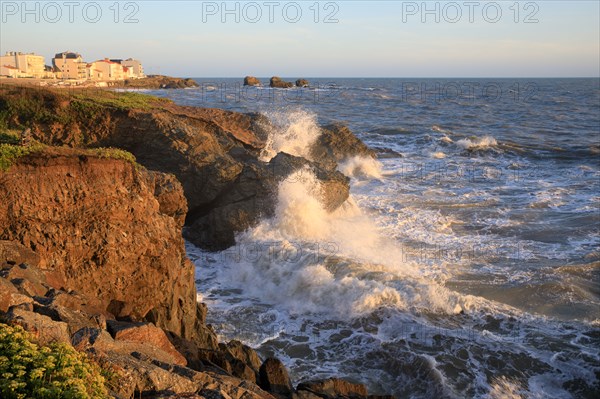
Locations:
0;51;145;85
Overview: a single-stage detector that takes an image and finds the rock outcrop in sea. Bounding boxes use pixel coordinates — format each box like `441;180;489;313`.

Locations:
244;76;261;86
0;85;389;398
269;76;294;88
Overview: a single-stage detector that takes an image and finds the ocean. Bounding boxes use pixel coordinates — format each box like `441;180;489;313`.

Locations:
142;78;599;398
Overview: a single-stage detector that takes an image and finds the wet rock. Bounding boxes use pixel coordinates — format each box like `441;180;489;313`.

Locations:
296;79;309;87
270;77;294;88
245;76;262;86
186;152;349;250
310;124;377;171
259;358;293;397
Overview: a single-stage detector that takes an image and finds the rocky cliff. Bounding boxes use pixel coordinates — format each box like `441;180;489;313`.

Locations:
0;85;390;398
0;86;356;250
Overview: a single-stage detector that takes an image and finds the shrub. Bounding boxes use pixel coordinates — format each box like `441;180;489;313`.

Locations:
0;323;108;398
92;147;138;165
0;142;45;171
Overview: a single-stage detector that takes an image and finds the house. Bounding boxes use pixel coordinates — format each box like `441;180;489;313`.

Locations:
88;58;126;80
52;51;86;80
120;58;145;78
0;52;46;78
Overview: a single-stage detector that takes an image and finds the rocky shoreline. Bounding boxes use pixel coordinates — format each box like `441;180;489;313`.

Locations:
0;85;385;398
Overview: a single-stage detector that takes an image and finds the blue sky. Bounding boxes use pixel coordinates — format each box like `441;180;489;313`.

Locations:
1;1;599;77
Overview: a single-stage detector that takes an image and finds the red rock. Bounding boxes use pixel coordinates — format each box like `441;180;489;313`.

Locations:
108;320;187;366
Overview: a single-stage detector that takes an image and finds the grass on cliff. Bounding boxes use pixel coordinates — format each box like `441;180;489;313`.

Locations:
91;147;139;166
0;86;172;132
0;323;108;399
72;90;172;112
0;142;46;171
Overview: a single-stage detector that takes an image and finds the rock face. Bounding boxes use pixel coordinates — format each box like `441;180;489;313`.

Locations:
0;86;369;251
0;152;215;350
270;76;294;88
244;76;262;86
0;88;396;398
295;79;309;87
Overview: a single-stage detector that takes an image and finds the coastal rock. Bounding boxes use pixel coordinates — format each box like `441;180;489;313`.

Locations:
296;378;369;398
270;76;294;88
310;123;377;171
107;320;188;366
1;87;372;251
0;278;33;312
0;152;218;352
186;152;349;250
5;307;71;345
259;358;294;397
245;76;262;86
296;79;309;87
121;75;199;89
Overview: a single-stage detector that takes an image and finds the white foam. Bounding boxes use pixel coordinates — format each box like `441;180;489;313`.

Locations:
337;156;383;179
456;135;498;150
259;110;321;162
215;168;478;317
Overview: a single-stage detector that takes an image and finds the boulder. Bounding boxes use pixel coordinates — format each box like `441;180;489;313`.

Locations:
259;358;293;397
244;76;262;86
310;123;377;171
5;307;71;345
295;79;309;87
107;320;188;366
296;378;369;398
221;340;263;372
0;278;33;313
0;240;42;268
33;302;106;335
270;77;294;89
198;349;258;383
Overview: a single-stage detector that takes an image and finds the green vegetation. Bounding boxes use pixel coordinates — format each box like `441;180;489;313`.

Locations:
72;90;172;111
92;147;138;165
0;323;108;399
0;86;171;134
0;142;45;171
0;130;20;145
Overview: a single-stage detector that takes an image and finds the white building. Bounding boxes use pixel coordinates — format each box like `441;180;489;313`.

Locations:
0;52;46;78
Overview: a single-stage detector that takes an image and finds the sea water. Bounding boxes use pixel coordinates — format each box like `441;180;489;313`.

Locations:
146;78;599;398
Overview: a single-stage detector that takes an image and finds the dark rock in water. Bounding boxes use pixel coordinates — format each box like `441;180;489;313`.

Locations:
295;79;309;87
259;357;293;396
185;152;350;250
296;378;369;398
270;76;294;88
244;76;262;86
310;123;377;171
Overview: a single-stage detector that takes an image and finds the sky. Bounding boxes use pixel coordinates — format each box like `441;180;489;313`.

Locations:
1;0;599;77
